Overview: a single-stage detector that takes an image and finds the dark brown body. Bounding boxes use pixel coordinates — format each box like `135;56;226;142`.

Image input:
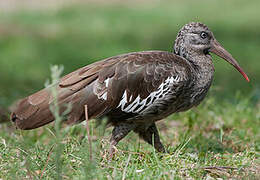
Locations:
12;51;213;130
11;22;248;153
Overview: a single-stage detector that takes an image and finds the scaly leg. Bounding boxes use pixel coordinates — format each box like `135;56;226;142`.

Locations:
109;123;135;158
137;123;166;152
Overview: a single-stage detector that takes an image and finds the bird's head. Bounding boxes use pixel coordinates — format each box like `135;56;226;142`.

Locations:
174;22;249;82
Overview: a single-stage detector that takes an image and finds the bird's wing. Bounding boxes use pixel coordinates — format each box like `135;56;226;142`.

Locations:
12;51;192;130
87;51;193;122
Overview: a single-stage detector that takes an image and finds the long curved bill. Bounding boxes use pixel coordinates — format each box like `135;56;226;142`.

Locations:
209;39;250;82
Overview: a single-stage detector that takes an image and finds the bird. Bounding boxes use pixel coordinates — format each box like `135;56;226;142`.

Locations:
11;22;249;155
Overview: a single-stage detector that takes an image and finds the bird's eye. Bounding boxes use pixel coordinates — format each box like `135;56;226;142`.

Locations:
200;32;208;39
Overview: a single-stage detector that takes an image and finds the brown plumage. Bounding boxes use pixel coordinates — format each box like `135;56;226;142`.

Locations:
11;22;249;153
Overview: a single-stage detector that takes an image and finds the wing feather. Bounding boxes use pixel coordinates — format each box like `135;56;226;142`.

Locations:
12;51;192;130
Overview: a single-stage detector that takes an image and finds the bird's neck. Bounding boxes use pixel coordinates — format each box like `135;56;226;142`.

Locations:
189;54;215;87
185;51;215;88
174;45;215;87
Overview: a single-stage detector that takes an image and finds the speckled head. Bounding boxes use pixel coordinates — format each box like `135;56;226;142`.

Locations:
174;22;249;82
174;22;213;57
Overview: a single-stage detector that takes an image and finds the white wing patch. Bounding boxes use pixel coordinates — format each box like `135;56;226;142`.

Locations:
96;78;110;101
116;91;128;109
101;92;107;100
117;76;180;113
104;78;110;88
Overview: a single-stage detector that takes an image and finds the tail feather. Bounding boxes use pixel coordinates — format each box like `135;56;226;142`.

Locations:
11;88;55;130
11;85;83;130
11;67;112;130
11;82;105;130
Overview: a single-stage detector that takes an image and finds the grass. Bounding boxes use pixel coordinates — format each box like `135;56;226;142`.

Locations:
0;0;259;179
0;91;259;179
0;66;259;179
0;0;260;106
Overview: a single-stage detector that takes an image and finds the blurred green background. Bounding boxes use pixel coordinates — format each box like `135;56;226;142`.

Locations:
0;0;260;107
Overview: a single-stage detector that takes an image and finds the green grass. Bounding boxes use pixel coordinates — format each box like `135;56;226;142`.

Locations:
0;93;259;179
0;0;260;106
0;0;259;179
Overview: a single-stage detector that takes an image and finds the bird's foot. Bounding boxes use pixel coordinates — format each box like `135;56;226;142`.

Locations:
108;139;118;160
155;143;167;153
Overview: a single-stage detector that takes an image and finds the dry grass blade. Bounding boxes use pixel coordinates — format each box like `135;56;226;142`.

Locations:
202;166;240;177
85;105;92;161
203;166;239;170
40;145;54;179
122;154;131;180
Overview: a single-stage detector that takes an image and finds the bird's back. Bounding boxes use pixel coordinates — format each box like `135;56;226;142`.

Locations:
12;51;194;130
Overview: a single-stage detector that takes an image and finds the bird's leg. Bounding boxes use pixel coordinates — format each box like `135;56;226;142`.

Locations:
137;123;166;152
109;123;135;158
